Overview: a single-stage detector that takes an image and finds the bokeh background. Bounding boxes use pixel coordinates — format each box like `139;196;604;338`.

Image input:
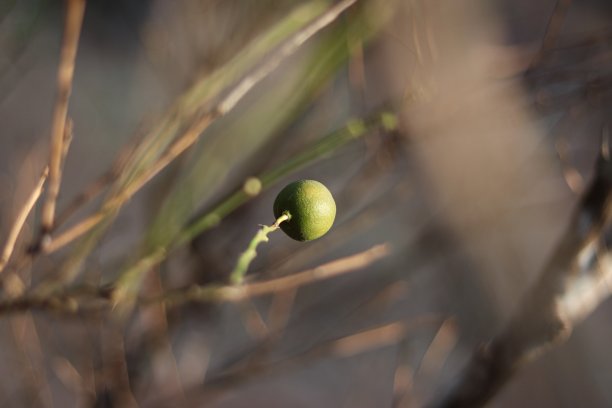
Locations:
0;0;611;407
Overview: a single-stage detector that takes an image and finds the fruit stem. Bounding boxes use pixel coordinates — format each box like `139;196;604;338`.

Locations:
230;212;290;285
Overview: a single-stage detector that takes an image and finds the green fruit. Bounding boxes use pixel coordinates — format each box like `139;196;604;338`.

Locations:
273;180;336;241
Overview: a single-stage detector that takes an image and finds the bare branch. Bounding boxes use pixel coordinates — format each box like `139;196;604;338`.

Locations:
162;243;391;306
431;130;612;408
40;0;85;232
182;316;444;408
0;243;390;316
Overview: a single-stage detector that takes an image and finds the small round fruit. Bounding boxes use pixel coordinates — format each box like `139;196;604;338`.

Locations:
273;180;336;241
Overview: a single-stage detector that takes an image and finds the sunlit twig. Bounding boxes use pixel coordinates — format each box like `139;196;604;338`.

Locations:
0;167;48;274
165;243;392;305
40;0;85;233
0;243;390;315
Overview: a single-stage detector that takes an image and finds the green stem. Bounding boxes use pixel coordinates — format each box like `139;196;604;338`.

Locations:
230;213;290;285
176;111;395;247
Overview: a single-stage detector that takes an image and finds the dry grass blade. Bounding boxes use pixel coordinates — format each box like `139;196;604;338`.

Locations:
0;167;48;274
40;0;85;233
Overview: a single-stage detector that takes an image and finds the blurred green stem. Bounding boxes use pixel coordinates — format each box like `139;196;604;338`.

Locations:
230;212;290;285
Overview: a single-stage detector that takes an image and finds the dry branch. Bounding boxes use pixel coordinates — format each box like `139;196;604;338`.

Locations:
431;134;612;407
40;0;85;233
162;243;391;306
0;243;390;316
0;168;48;274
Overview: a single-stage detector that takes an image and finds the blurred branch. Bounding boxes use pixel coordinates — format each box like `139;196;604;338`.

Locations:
0;167;48;274
431;130;612;408
178;316;443;407
546;28;612;54
0;243;391;315
540;0;573;52
211;278;412;391
527;0;573;71
40;0;85;234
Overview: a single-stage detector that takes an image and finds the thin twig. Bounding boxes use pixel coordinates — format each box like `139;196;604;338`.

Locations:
60;117;74;165
184;316;443;407
42;212;104;254
0;167;48;274
393;340;416;408
40;0;85;233
239;243;391;297
412;319;458;404
164;243;391;306
0;243;390;316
